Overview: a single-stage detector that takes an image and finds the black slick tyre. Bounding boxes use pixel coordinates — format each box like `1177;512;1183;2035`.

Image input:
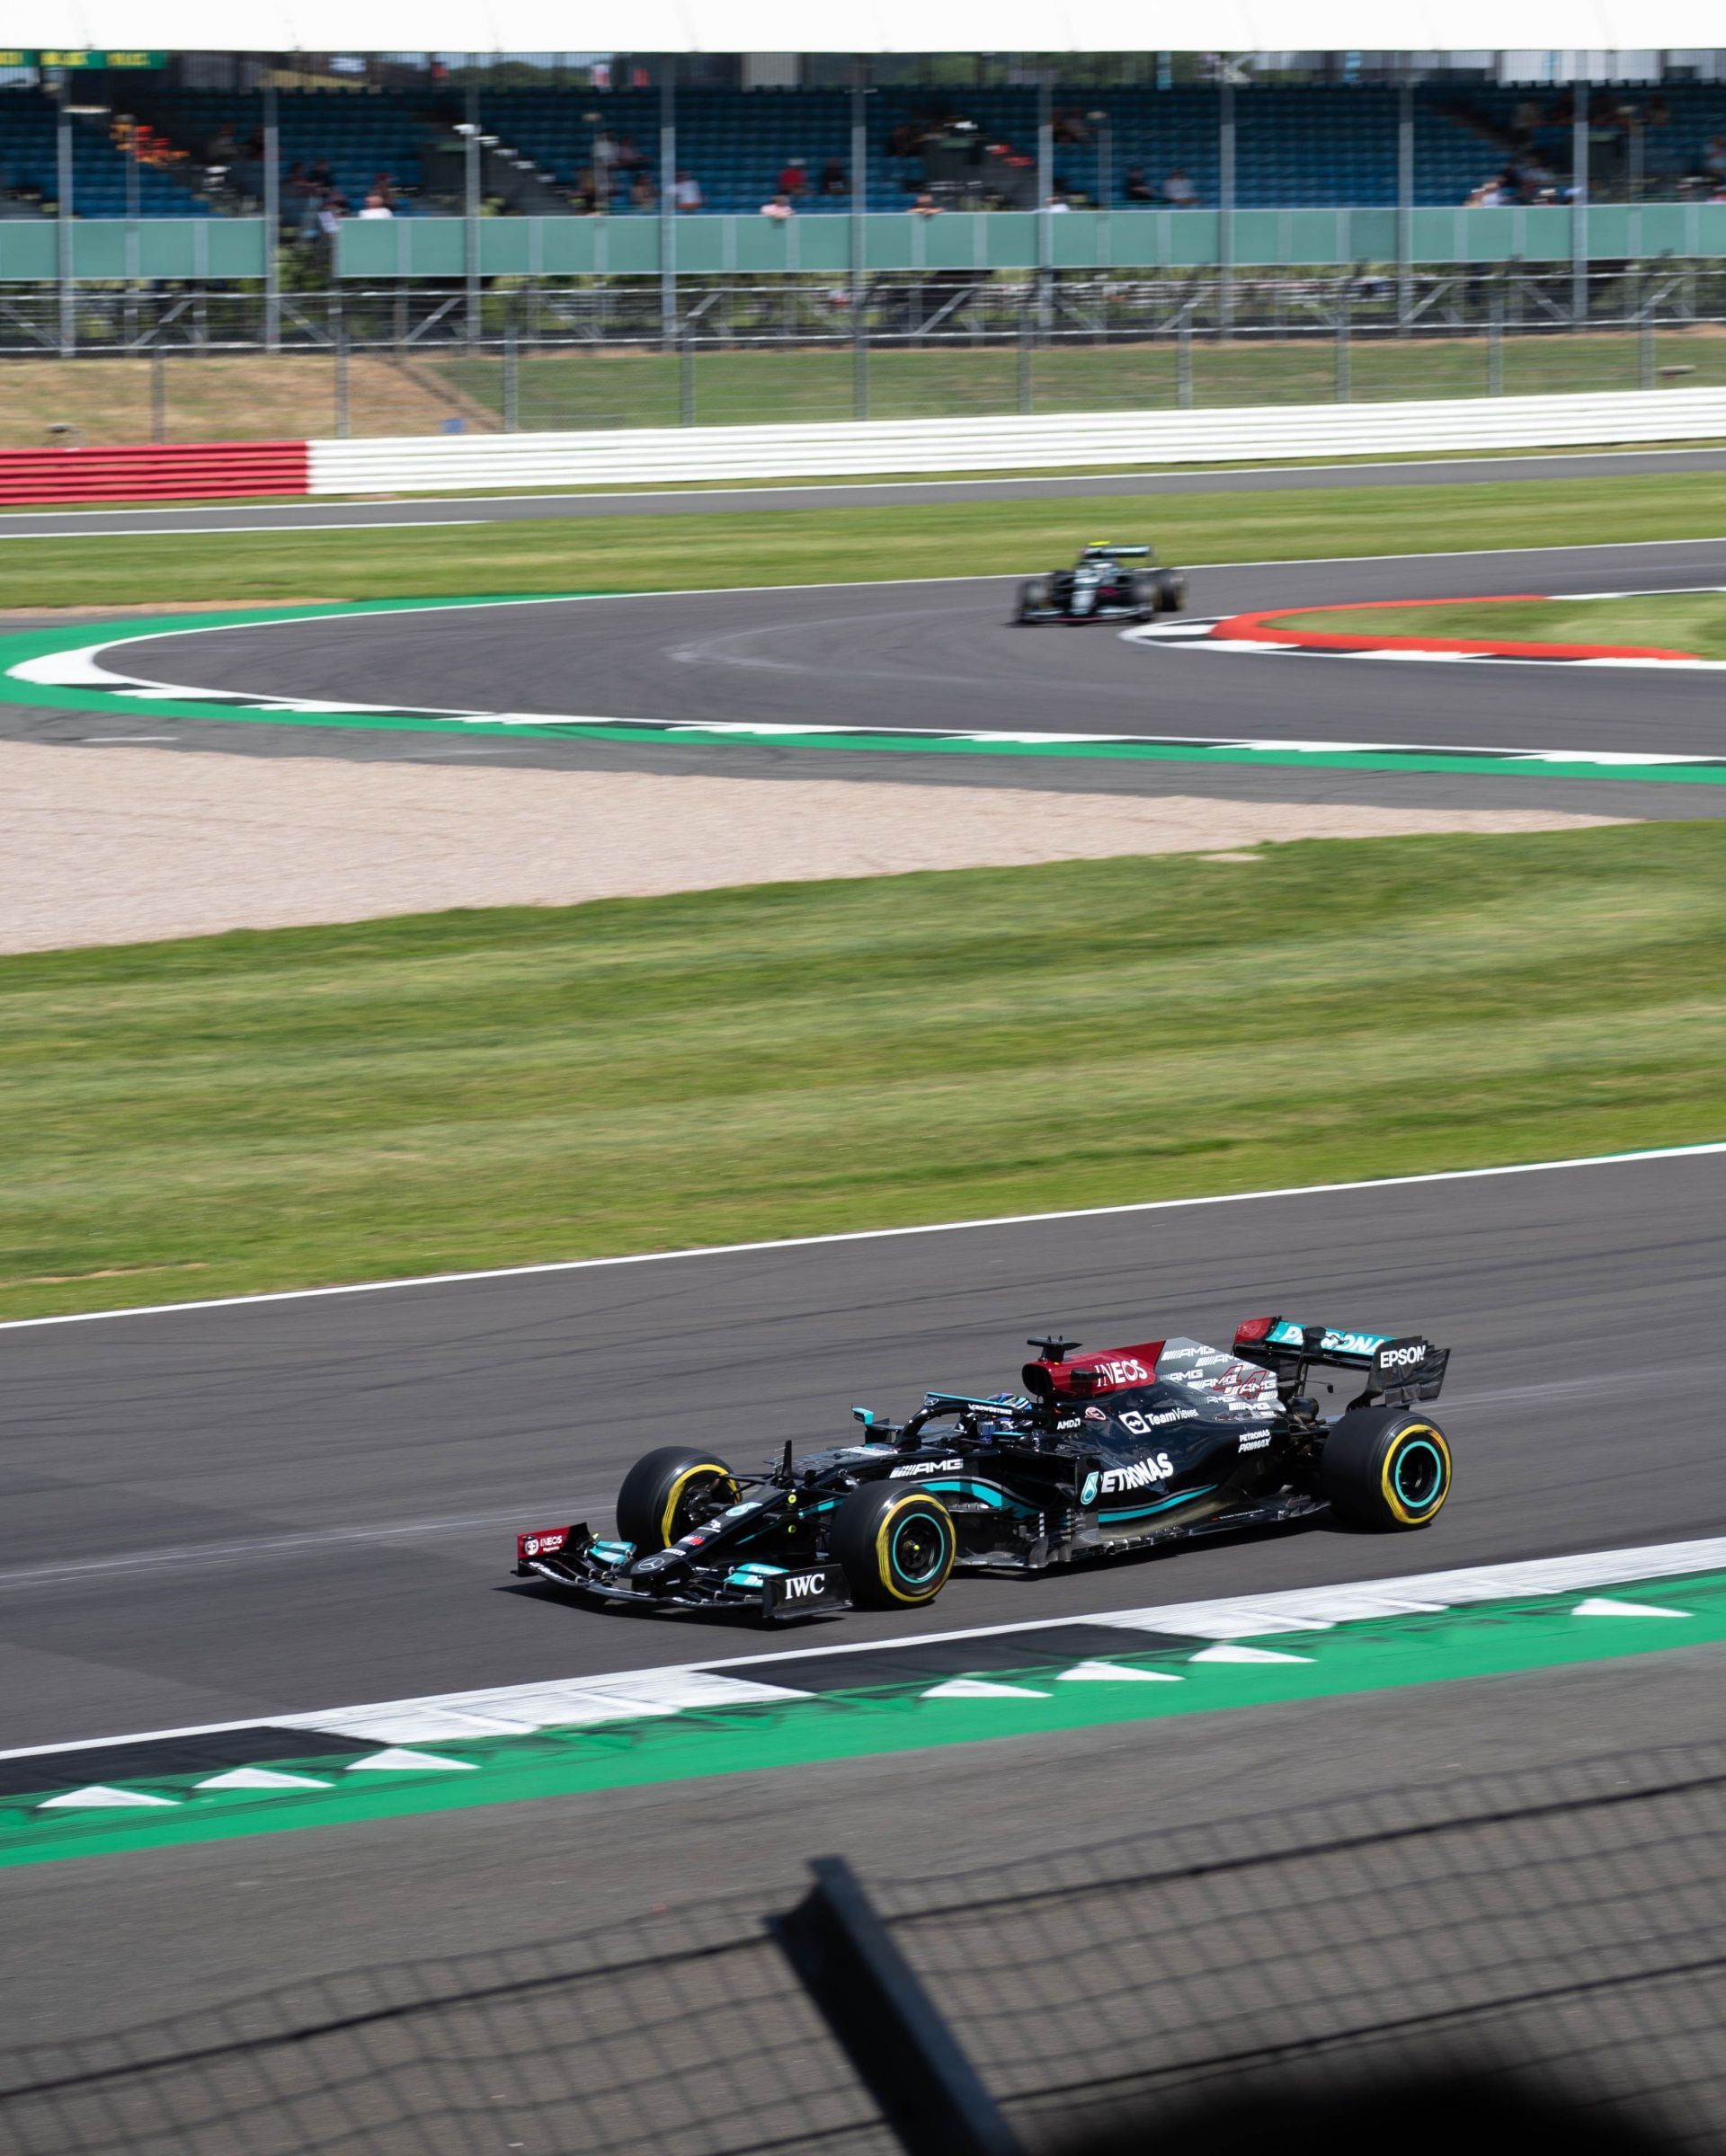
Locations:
1320;1408;1452;1530
1128;571;1160;621
615;1445;741;1552
831;1482;956;1610
1151;567;1188;614
1015;577;1050;623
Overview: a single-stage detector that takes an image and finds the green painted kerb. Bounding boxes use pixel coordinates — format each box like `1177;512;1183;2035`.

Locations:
4;595;1722;787
6;1567;1723;1871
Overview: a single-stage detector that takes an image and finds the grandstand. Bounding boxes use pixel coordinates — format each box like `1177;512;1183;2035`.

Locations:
6;71;1726;224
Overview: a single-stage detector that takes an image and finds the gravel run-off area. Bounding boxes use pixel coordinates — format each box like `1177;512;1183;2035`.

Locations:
7;740;1620;953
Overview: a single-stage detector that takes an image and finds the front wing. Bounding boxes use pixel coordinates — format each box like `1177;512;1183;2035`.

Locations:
518;1525;850;1621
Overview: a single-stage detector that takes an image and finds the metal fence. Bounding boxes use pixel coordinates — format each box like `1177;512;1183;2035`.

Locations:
5;264;1726;444
0;1738;1720;2156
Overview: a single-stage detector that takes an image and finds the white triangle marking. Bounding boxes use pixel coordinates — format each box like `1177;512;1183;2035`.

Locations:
1056;1662;1184;1684
37;1785;178;1810
344;1747;478;1772
193;1767;333;1790
1189;1643;1313;1665
1571;1597;1691;1619
921;1679;1050;1699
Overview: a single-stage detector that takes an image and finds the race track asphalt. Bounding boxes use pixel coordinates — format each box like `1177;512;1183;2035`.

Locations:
4;443;1724;537
6;1149;1723;1754
11;534;1719;821
4;1149;1725;2036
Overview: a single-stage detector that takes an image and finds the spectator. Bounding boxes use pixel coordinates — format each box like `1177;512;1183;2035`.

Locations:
1704;134;1726;180
307;155;333;191
776;155;807;197
760;191;795;220
1162;166;1197;207
316;192;345;239
369;172;396;207
1045;191;1070;212
1124;164;1153;202
672;168;703;211
909;191;941;216
357;191;393;218
615;131;645;171
207;120;238;163
629;170;656;211
820;156;849;197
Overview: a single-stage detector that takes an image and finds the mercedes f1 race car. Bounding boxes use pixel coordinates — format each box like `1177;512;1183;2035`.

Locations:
513;1319;1453;1623
1014;542;1188;625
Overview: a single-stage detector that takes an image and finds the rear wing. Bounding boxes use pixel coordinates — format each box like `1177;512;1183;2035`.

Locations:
1232;1317;1449;1406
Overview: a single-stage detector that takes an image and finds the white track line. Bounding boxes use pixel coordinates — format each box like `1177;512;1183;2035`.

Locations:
3;1140;1722;1333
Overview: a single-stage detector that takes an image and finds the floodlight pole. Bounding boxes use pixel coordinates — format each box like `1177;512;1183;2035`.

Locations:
850;55;868;418
56;75;74;358
1571;75;1588;326
1218;77;1235;338
262;82;280;353
464;78;481;350
1396;71;1413;333
659;58;676;350
1036;69;1053;335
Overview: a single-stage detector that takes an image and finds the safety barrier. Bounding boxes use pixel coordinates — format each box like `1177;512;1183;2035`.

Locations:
307;386;1726;495
0;442;309;505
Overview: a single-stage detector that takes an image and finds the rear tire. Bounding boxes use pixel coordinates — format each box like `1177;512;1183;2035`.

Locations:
615;1445;740;1552
1320;1409;1452;1530
1151;567;1187;614
831;1482;956;1610
1015;577;1050;623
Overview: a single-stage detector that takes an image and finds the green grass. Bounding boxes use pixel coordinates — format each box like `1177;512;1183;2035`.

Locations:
9;467;1726;612
5;826;1726;1319
427;329;1726;430
1274;590;1726;657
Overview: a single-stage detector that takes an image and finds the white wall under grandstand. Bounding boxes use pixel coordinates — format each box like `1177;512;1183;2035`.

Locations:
308;387;1726;495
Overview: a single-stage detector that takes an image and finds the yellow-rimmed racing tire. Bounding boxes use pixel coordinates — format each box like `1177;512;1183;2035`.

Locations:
615;1446;741;1553
1320;1408;1452;1531
832;1482;957;1610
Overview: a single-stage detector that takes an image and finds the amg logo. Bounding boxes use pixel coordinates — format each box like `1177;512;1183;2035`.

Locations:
781;1572;827;1601
890;1458;965;1477
1100;1453;1174;1494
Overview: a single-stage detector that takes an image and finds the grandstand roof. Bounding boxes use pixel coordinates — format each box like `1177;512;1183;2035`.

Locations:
21;0;1726;51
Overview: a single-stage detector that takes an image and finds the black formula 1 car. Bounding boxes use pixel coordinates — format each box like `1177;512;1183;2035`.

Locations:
1014;542;1187;625
513;1319;1453;1623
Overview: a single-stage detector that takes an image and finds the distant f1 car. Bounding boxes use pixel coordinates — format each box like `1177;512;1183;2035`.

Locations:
514;1319;1453;1623
1014;542;1188;624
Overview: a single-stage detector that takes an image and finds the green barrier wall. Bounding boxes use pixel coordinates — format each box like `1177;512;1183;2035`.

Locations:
0;219;268;280
5;209;1722;284
334;203;1726;279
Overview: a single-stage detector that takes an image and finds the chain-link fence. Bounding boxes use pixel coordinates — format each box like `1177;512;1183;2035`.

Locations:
5;264;1726;443
0;1738;1720;2156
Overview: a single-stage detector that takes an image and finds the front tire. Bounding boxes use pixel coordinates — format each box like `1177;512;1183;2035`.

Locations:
831;1482;956;1610
615;1445;740;1552
1320;1409;1452;1530
1015;577;1050;623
